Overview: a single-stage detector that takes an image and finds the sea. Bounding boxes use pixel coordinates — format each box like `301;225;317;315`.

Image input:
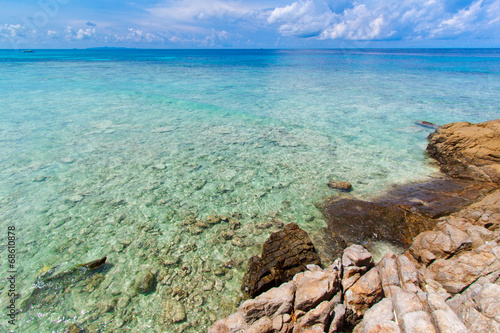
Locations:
0;48;499;332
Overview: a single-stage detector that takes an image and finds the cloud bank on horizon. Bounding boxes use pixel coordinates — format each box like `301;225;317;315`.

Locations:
1;0;499;48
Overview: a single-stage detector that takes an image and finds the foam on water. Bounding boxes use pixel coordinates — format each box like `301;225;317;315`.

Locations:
0;49;499;332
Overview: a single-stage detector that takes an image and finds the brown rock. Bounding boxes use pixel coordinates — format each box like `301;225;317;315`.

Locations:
352;298;397;333
322;199;432;255
295;295;341;332
328;180;352;191
242;223;321;298
400;311;437;333
426;119;500;183
409;223;472;264
425;250;497;294
208;312;247;333
342;245;374;290
378;178;497;218
378;252;401;298
294;264;341;312
246;316;273;333
345;267;383;323
426;290;467;333
240;282;295;325
328;303;346;333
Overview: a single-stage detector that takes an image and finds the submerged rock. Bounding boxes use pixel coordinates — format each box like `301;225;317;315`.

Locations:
327;180;353;191
415;120;440;129
21;257;107;311
134;271;156;294
241;223;321;298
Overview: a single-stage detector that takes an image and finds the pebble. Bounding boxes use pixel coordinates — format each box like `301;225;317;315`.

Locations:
202;280;214;291
163;300;186;323
215;279;224;292
117;295;130;309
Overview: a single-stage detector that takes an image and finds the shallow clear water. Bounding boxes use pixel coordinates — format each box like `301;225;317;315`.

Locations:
0;49;499;332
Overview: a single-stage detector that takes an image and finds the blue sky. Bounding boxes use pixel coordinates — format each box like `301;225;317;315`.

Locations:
1;0;500;48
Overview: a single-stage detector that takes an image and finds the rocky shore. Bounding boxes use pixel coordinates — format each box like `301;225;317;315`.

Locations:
209;119;500;333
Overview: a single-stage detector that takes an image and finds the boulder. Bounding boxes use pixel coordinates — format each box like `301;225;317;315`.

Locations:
352;298;399;333
342;245;374;290
294;264;341;312
400;311;436;333
294;295;340;332
345;267;383;324
242;223;321;298
426;119;500;183
426;290;467;333
246;317;273;333
240;282;295;325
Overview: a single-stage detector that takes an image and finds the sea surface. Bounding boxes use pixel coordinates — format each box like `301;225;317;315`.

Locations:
0;48;499;332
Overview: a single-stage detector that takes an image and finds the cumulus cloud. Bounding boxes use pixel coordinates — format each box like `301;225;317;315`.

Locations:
0;24;32;38
65;26;96;40
47;30;59;38
122;28;165;42
267;0;500;41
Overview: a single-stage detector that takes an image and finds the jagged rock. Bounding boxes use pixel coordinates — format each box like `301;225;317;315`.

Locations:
396;255;419;292
426;290;467;333
242;223;321;298
377;253;401;298
426;119;500;183
328;303;346;333
240;282;295;325
409;223;472;264
294;295;341;332
400;311;436;333
208;312;247;333
345;267;383;322
473;283;500;321
392;290;424;324
352;298;399;333
342;245;374;290
294;263;341;312
246;316;273;333
425;251;497;293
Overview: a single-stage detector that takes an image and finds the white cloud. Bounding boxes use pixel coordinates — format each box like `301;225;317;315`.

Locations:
267;0;500;41
122;28;165;42
47;30;59;38
268;0;335;37
432;0;484;37
65;27;96;40
0;24;31;38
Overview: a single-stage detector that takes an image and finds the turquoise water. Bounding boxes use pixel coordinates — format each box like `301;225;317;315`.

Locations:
0;49;499;332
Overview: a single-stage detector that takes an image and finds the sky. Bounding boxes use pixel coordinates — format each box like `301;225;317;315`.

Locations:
1;0;500;49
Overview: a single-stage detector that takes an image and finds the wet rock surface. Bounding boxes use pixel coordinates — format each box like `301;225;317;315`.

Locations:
320;198;433;256
316;177;497;262
241;223;321;298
